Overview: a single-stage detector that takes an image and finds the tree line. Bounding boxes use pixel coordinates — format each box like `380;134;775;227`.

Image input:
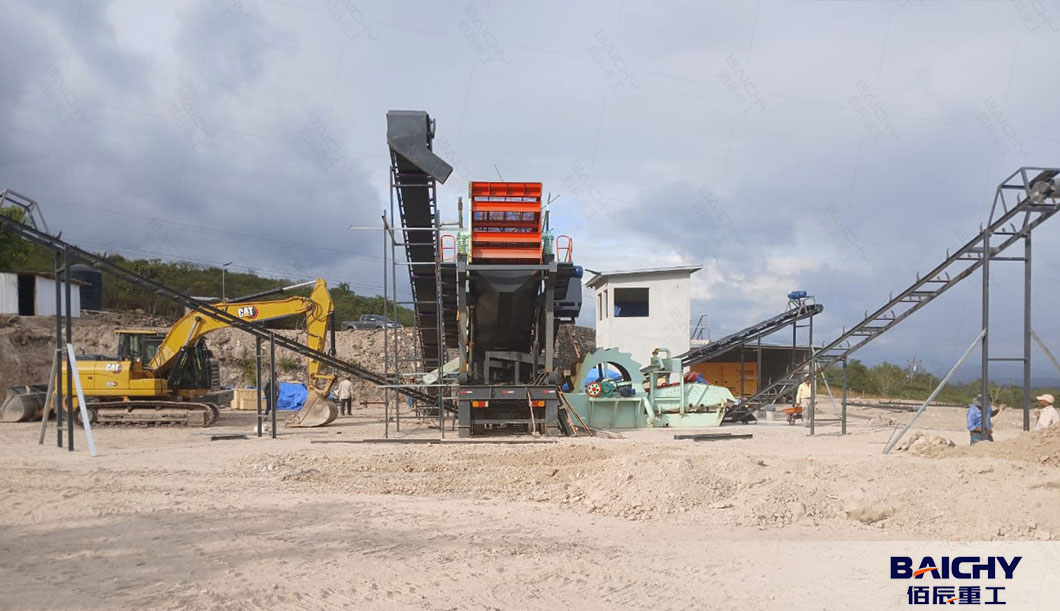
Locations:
817;359;1059;407
0;207;414;326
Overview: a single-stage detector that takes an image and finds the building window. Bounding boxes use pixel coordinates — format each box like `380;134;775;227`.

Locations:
603;290;608;319
613;287;649;317
597;292;603;321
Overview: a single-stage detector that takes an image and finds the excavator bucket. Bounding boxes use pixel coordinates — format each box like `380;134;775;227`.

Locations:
285;390;337;428
0;386;47;422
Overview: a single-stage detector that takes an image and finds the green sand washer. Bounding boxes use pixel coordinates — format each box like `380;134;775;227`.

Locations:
564;347;735;429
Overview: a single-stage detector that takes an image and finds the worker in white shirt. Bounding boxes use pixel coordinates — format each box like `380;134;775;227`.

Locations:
795;375;813;426
1033;393;1059;432
337;377;354;416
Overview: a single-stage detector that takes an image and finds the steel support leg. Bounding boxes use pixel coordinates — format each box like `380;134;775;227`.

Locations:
64;245;73;451
383;217;389;439
1023;234;1031;431
809;307;815;436
256;336;263;438
270;333;277;439
841;356;848;436
981;230;991;436
739;344;745;398
757;335;763;390
54;250;63;448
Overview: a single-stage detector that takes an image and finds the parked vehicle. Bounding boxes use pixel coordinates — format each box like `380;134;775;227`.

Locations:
342;314;402;330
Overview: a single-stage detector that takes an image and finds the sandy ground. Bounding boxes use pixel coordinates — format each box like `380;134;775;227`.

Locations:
1;401;1059;610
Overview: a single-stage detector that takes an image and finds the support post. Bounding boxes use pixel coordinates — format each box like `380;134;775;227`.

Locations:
64;245;73;452
383;216;389;440
809;306;815;436
1023;233;1031;431
981;229;991;438
756;334;763;390
545;266;555;374
739;344;745;398
38;349;59;445
433;180;444;440
270;332;277;439
841;357;848;436
66;344;97;457
255;336;262;438
54;250;63;448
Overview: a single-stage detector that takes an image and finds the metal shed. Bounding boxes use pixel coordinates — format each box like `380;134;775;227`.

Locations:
0;272;81;317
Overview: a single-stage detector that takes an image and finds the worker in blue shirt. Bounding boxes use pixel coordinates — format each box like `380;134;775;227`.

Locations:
966;394;1006;444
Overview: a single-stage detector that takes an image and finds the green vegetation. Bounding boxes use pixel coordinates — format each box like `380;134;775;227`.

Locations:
0;208;33;265
818;359;1060;407
278;356;300;374
0;231;414;326
235;350;256;383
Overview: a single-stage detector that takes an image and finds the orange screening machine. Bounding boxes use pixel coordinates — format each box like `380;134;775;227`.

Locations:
468;181;544;263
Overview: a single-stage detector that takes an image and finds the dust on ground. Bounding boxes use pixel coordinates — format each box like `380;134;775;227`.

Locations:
2;315;1059;608
2;396;1059;610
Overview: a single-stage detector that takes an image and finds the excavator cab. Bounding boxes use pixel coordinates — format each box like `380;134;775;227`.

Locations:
115;330;165;365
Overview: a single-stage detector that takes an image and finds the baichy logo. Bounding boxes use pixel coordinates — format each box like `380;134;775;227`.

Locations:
237;306;258;319
891;556;1021;605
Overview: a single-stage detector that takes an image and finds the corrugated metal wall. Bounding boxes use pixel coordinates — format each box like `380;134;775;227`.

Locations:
33;276;80;317
0;274;17;314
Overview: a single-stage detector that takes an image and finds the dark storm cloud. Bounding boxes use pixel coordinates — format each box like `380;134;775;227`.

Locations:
1;0;1058;377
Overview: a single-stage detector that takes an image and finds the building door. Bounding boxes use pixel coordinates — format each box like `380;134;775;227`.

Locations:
17;274;35;315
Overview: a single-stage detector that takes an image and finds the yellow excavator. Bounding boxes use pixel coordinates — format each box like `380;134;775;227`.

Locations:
1;279;338;427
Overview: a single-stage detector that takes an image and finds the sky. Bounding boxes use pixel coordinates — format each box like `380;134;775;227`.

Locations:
1;0;1059;381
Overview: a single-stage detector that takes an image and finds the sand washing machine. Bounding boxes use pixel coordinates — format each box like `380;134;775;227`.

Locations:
563;348;737;428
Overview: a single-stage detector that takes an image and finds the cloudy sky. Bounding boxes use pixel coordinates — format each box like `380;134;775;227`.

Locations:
2;0;1059;380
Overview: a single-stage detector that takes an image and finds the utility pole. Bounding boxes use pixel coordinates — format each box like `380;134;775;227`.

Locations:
221;261;233;301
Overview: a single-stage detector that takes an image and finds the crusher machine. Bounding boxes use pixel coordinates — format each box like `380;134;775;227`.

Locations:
387;111;582;437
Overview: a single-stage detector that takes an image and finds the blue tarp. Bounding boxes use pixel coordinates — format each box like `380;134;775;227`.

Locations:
275;382;308;411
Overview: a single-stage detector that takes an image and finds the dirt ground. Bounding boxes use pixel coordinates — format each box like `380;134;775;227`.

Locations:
2;398;1059;610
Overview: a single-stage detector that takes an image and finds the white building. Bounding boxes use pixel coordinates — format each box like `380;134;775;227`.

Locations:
585;265;700;367
0;272;82;317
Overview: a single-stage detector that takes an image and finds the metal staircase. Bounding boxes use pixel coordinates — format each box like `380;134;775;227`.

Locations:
746;167;1060;409
679;303;823;367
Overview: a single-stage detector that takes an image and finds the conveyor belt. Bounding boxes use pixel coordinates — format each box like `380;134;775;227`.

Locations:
386;111;455;370
680;304;823;367
745;167;1060;409
0;202;438;406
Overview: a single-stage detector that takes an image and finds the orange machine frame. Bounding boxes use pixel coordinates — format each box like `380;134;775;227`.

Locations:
469;181;543;262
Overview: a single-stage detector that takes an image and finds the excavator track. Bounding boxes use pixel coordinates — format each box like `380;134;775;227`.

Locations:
80;401;220;427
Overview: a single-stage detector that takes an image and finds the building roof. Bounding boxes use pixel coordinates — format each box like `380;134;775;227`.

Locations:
584;265;702;289
0;271;89;286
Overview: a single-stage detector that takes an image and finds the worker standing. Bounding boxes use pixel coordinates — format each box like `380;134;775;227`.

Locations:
1033;393;1059;431
966;395;1006;444
795;375;813;425
262;380;274;417
337;376;354;416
